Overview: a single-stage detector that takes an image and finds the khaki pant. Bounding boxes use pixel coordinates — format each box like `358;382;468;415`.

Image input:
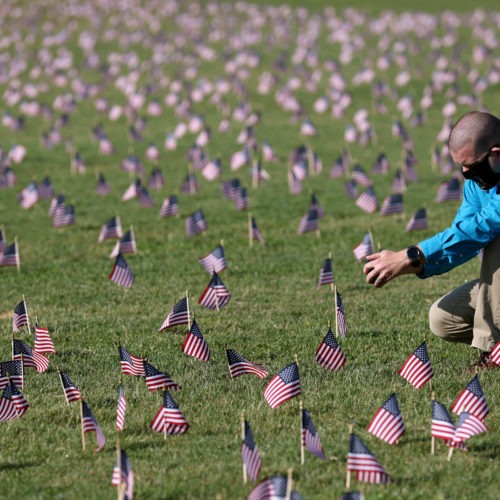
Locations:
429;237;500;352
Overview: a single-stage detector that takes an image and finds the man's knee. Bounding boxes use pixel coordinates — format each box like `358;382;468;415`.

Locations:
428;300;473;343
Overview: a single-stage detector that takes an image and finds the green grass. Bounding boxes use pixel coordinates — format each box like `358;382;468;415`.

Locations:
1;1;499;499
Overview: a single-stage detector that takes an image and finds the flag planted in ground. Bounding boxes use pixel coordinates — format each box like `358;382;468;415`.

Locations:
81;400;106;451
198;271;231;310
226;349;268;379
317;257;334;289
347;433;392;484
99;216;123;242
144;359;181;392
150;391;189;435
450;375;489;420
159;297;190;331
367;393;406;445
315;327;346;371
182;319;210;362
241;419;262;482
109;253;134;288
59;371;81;404
199;244;226;274
12;339;49;373
34;324;55;354
119;346;146;377
302;408;327;460
263;362;301;409
398;342;433;389
13;300;29;332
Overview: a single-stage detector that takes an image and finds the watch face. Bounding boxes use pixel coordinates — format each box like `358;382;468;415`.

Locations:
407;246;419;260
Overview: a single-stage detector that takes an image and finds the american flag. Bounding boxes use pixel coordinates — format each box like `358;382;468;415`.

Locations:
81;400;106;451
297;208;319;235
341;491;363;500
110;229;137;259
351;164;372;186
379;193;404;216
13;300;29;332
310;193;325;218
180;173;199;194
355;187;378;214
48;194;65;217
34;324;55;354
367;393;406;445
450;375;489;420
436;176;462;202
143;359;180;392
109;253;134;288
17;181;39;209
347;433;392;484
199;245;227;274
453;411;488;445
148;168;165;189
233;186;249;211
182;319;210;362
12;339;49;373
0;382;21;422
353;233;373;262
241;419;262;482
230;148;250;171
150;391;189;435
0;226;5;253
250;217;265;244
220;178;241;200
0;242;19;268
122;179;141;201
138;186;154;207
159;297;190;331
263;362;301;409
53;204;75;227
300;118;317;136
159;195;179;217
336;292;348;337
431;399;456;442
95;172;110;195
0;360;23;390
59;371;81;404
288;169;303;194
98;216;123;242
37;176;55;199
248;475;297;500
490;341;500;366
405;208;428;232
391;169;406;194
201;157;222;181
317;257;334;288
185;209;207;236
7;379;29;417
373;152;390;174
398;342;433;389
226;349;268;379
111;447;134;500
315;327;346;371
331;156;346;178
302;408;327;460
116;384;127;431
198;271;231;310
119;346;146;377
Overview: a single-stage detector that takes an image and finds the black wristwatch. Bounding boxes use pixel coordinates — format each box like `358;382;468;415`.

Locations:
406;246;422;268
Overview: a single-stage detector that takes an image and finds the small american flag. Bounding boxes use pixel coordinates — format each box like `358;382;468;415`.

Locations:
198;271;231;310
13;300;29;332
241;420;262;482
109;253;134;288
34;324;55;354
488;341;500;366
95;172;110;195
185;209;207;237
226;349;268;379
336;292;348;337
116;384;127;431
199;245;226;274
53;205;75;227
431;399;456;442
0;360;23;390
288;170;303;194
220;178;241;200
355;187;378;214
251;217;265;244
110;229;137;259
81;400;106;451
144;359;180;392
159;297;190;331
310;193;325;218
148;167;165;189
450;375;489;420
13;339;49;373
17;181;39;209
347;433;392;484
59;371;81;404
0;242;19;268
37;176;55;199
297;208;319;235
111;447;134;500
379;193;404;216
0;226;5;253
317;257;334;288
150;391;189;435
7;379;29;417
0;383;19;422
367;393;406;445
263;362;301;409
138;186;154;207
315;327;346;371
391;169;406;193
119;346;146;377
351;164;372;186
48;194;65;217
233;186;249;211
122;178;141;201
182;319;210;362
302;408;327;460
405;208;428;232
201;158;222;181
180;173;199;194
99;216;122;242
248;476;297;500
453;411;488;445
159;195;179;217
344;180;358;199
353;233;373;262
436;176;461;202
398;342;433;389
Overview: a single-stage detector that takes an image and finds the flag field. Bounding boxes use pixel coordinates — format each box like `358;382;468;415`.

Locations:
0;0;499;498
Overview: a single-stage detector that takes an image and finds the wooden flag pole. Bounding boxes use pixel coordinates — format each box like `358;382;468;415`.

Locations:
116;438;123;500
23;294;32;336
15;237;20;273
80;399;86;451
346;423;353;489
130;225;137;254
299;400;305;465
241;412;247;484
334;286;339;338
248;212;253;248
431;391;435;456
286;468;293;500
163;385;167;441
213;268;220;312
252;158;258;189
185;290;191;329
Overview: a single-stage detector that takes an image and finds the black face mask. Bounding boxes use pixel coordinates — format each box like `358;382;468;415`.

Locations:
462;153;500;191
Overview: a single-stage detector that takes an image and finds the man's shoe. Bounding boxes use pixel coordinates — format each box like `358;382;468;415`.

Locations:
466;351;499;374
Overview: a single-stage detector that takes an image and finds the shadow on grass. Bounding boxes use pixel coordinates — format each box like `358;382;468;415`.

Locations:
0;461;38;471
